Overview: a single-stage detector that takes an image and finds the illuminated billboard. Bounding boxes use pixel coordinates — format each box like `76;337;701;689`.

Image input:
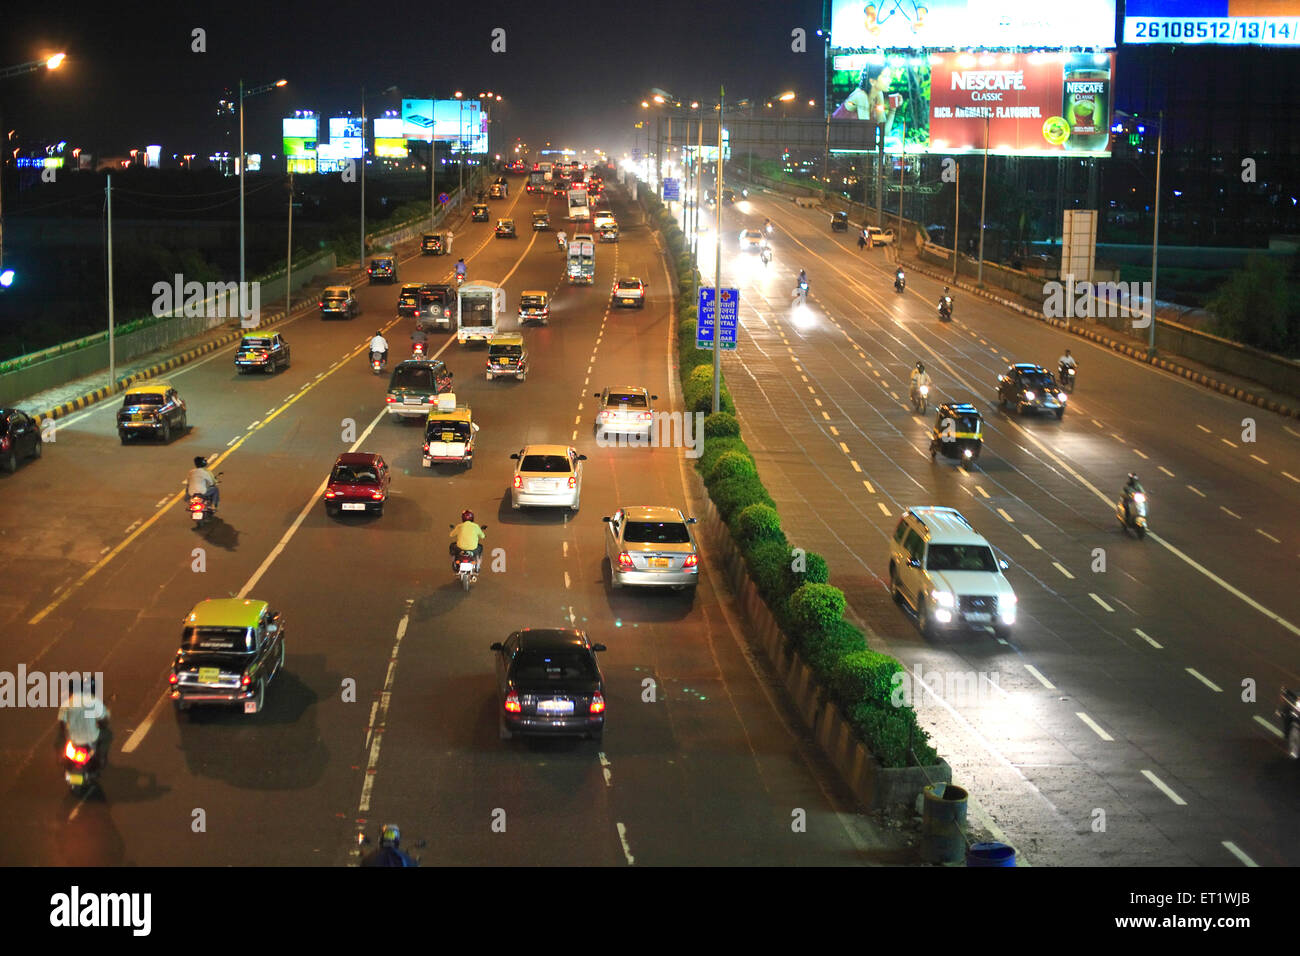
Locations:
282;117;318;174
402;99;436;141
829;0;1116;51
829;51;1114;157
315;142;350;173
401;99;489;151
372;118;407;158
328;117;365;157
1123;0;1300;45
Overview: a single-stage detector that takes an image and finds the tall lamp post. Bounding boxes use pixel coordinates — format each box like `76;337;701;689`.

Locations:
238;77;287;290
977;109;990;285
1147;112;1163;357
0;52;65;276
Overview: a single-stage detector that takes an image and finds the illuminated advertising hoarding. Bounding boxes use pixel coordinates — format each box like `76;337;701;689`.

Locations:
828;0;1116;51
314;143;350;173
829;51;1114;157
402;99;435;142
1123;0;1300;45
434;100;487;153
282;117;318;173
372;118;407;158
328;117;365;157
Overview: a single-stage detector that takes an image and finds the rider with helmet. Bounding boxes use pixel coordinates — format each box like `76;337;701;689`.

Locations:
1121;472;1146;524
455;258;467;280
58;675;111;772
360;824;417;867
187;455;219;512
449;509;487;566
909;361;932;393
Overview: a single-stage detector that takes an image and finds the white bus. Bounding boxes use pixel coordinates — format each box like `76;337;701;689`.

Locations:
567;187;591;223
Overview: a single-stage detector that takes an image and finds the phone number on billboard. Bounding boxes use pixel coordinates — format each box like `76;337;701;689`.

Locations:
1124;18;1299;44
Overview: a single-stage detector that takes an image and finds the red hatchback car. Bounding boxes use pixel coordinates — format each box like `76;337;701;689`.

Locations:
323;453;391;517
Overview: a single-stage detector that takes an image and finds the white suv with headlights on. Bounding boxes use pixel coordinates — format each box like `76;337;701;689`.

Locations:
887;506;1017;638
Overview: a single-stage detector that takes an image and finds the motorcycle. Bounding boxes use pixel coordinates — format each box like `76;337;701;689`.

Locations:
412;340;427;359
450;524;488;591
1117;492;1149;539
557;235;567;251
371;350;388;375
455;272;466;288
894;271;906;293
911;383;930;414
760;248;772;266
187;471;222;528
1059;363;1077;393
938;296;953;322
61;735;99;796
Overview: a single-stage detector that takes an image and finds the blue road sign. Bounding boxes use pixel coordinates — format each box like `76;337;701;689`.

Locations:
696;287;739;351
663;177;680;201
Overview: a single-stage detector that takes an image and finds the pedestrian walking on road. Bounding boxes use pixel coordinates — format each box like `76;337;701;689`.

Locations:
857;231;867;251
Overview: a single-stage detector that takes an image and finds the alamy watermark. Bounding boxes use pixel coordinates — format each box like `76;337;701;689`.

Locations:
0;667;103;710
890;664;1001;711
1043;274;1152;329
595;410;705;458
151;274;261;327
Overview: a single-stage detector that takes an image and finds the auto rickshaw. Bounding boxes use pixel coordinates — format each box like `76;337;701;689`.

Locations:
423;394;477;469
929;402;983;470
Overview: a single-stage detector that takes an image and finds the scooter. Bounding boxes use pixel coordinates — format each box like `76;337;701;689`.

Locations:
450;524;488;591
187;472;222;528
1117;492;1149;539
1059;363;1077;393
371;351;387;375
911;383;929;414
456;272;466;287
938;296;953;322
895;271;906;293
412;340;427;359
61;735;99;796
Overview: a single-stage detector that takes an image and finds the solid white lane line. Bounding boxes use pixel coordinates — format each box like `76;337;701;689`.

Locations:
1024;665;1055;690
1089;593;1114;612
1141;770;1187;806
1053;562;1074;579
120;692;170;755
1133;628;1162;649
1185;668;1222;692
1222;842;1258;867
1076;712;1114;741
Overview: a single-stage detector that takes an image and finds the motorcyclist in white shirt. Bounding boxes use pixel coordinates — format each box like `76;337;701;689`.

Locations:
186;455;219;511
58;676;111;770
369;331;389;364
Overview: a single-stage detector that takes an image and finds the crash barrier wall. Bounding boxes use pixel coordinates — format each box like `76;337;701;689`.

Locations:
0;252;337;406
753;172;1300;405
629;174;954;810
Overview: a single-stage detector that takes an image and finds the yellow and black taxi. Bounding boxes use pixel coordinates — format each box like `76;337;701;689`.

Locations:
324;451;391;516
929;402;983;469
0;407;42;473
423;396;477;468
234;332;290;374
531;209;551;231
116;382;187;444
471;203;490;222
494;218;517;238
996;363;1067;420
421;232;447;255
488;182;506;199
486;332;527;381
320;285;359;319
397;283;423;318
169;598;286;714
518;290;549;325
385;358;454;420
367;256;398;284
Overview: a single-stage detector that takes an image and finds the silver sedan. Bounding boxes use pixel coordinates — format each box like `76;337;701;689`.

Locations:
603;506;699;591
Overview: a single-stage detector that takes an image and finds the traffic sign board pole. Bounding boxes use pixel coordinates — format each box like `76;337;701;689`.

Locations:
714;86;724;415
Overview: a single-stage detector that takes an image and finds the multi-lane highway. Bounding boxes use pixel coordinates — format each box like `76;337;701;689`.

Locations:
0;173;888;866
704;187;1300;866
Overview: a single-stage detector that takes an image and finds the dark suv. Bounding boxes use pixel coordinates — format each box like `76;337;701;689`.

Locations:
0;408;42;472
385;359;454;420
996;364;1067;419
417;283;456;330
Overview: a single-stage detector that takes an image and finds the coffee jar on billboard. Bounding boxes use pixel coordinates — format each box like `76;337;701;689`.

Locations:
1061;56;1111;153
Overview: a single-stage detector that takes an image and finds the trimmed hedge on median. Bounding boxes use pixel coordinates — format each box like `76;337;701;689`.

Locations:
636;182;938;770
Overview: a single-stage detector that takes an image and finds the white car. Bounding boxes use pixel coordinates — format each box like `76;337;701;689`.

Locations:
593;387;657;440
865;226;895;247
739;229;763;252
887;506;1017;638
612;277;646;308
603;506;699;591
510;444;587;511
593;210;616;230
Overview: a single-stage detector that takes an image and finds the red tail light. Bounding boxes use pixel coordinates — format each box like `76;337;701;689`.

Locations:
0;437;9;451
318;301;324;308
617;551;634;571
324;490;336;499
190;498;204;512
513;475;523;489
504;690;521;714
240;673;251;688
683;554;698;569
423;443;430;453
568;475;577;489
589;692;605;715
371;490;384;500
168;672;179;684
64;740;91;764
385;396;396;403
637;412;653;422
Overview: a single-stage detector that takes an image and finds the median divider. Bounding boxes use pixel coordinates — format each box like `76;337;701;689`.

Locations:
634;181;953;812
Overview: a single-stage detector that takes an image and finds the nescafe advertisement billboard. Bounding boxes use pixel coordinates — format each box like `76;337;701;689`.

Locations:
829;51;1114;157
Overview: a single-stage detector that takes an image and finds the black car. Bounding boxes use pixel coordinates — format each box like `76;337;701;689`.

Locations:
116;383;188;444
996;364;1067;419
234;332;290;374
385;359;455;420
490;628;607;741
396;283;423;318
417;283;456;330
367;257;398;284
0;408;42;472
471;203;490;221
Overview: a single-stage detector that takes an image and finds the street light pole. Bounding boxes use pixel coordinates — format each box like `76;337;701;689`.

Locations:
106;174;115;384
1148;112;1163;357
239;79;245;290
977;109;989;284
360;85;366;270
713;89;724;415
952;160;960;282
286;172;294;321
